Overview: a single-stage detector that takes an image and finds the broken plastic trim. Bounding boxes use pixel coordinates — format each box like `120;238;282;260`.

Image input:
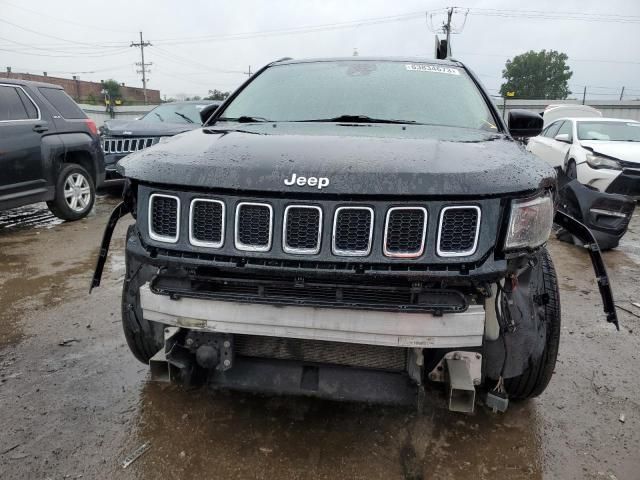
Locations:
553;210;619;330
90;201;131;292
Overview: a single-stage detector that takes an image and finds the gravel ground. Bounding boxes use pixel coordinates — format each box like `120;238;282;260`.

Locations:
0;196;638;480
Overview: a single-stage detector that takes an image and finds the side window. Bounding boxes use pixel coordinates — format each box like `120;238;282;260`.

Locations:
556;120;573;141
0;85;30;121
545;121;563;138
38;87;86;119
16;88;39;119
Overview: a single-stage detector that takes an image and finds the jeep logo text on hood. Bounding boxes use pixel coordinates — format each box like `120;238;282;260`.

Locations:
284;173;330;189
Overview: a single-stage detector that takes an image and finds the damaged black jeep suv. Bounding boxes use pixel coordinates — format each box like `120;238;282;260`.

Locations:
93;58;618;412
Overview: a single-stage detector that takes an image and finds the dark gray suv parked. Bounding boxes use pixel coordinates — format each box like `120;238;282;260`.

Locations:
0;78;104;220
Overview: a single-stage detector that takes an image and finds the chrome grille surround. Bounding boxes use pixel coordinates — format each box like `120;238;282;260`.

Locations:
189;199;225;248
234;202;273;252
383;207;428;258
436;205;481;257
148;193;180;243
282;205;323;255
332;206;374;257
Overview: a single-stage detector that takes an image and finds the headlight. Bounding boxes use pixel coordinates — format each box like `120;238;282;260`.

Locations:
585;152;622;170
505;192;554;250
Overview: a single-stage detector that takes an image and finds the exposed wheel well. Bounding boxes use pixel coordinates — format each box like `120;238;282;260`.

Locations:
58;151;96;183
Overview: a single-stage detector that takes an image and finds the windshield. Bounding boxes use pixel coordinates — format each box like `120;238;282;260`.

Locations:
141;103;209;124
218;61;497;131
577;121;640;141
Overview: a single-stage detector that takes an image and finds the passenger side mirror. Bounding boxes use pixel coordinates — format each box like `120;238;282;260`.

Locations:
554;133;571;143
507;110;543;138
199;104;220;125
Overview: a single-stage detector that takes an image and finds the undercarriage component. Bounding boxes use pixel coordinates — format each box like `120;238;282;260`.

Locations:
446;357;477;413
208;357;418;406
427;351;482;413
485;390;509;413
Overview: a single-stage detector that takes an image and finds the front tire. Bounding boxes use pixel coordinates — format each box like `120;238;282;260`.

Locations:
505;249;561;399
47;164;95;221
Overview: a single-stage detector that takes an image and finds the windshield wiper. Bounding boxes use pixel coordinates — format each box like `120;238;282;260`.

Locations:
292;115;421;125
217;116;271;123
174;112;194;123
154;112;164;122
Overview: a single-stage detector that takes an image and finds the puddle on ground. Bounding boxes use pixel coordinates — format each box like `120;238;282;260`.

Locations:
121;383;542;480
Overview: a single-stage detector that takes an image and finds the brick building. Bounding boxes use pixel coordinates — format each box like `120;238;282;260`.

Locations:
2;68;161;104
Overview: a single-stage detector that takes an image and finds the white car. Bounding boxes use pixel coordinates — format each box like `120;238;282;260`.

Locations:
527;117;640;198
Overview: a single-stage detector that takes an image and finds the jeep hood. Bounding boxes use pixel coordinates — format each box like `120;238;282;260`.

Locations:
118;123;555;196
103;119;198;137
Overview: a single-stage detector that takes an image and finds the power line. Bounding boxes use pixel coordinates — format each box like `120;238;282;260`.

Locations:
467;7;640;24
0;0;135;34
0;17;129;48
150;11;426;46
457;51;640;66
0;46;131;58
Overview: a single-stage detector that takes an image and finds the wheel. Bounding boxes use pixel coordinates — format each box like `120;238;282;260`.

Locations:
121;232;164;363
505;249;561;399
565;160;577;180
47;164;95;220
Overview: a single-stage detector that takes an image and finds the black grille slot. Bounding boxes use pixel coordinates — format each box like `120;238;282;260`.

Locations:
384;208;426;257
438;206;480;255
236;203;272;251
284;206;321;253
150;194;179;241
333;207;373;255
190;200;224;247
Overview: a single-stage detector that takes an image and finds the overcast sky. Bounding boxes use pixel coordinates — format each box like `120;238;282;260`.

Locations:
1;0;639;100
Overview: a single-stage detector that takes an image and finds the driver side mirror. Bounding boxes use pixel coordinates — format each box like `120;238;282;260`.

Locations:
507;110;543;138
554;133;571;143
199;104;220;125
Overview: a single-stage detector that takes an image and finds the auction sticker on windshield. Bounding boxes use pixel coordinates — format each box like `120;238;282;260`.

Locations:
405;64;460;75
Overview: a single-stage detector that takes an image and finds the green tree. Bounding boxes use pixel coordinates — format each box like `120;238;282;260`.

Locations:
205;89;230;100
101;79;122;100
499;50;573;99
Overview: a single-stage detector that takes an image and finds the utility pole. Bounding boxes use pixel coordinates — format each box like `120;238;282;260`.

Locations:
427;7;468;58
582;86;587;105
131;32;152;104
620;86;625;101
444;7;453;57
244;65;252;78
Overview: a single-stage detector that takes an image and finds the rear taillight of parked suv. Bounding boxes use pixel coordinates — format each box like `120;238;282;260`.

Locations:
84;119;98;136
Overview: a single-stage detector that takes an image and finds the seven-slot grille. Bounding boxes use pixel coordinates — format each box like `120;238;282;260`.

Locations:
102;136;159;154
384;207;427;258
190;199;225;248
332;207;374;256
148;194;179;242
148;195;482;259
437;206;481;257
283;205;322;254
235;202;273;252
